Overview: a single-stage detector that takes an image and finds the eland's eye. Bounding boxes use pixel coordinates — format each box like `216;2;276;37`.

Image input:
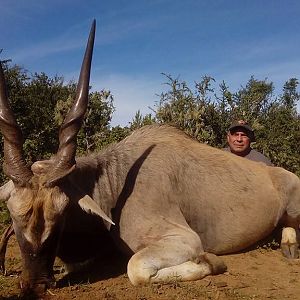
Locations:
29;253;37;260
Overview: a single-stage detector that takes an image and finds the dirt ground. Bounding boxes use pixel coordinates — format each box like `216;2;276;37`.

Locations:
1;236;300;300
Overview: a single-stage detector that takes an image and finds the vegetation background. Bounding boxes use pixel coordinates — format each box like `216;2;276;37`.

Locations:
0;60;299;229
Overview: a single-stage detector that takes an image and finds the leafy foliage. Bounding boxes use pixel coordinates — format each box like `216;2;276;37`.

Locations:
129;110;156;130
0;62;121;184
54;89;116;154
0;61;299;188
153;74;300;175
0;59;299;233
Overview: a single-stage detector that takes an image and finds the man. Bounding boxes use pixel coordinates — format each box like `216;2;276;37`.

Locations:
224;120;273;166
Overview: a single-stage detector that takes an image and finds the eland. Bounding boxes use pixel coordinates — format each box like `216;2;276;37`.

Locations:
0;20;299;296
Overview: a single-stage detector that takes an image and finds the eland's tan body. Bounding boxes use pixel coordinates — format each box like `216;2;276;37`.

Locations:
0;21;299;296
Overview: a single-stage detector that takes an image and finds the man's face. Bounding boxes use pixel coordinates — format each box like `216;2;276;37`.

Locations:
227;129;251;156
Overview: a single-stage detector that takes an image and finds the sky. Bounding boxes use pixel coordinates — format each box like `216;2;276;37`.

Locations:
1;0;300;126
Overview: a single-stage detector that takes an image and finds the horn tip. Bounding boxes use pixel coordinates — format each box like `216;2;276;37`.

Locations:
92;19;96;30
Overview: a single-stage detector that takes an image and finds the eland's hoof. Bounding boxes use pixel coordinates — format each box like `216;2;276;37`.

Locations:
281;243;299;259
202;252;227;275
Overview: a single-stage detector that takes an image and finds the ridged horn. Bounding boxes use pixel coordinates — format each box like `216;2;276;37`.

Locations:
44;20;96;187
0;63;33;186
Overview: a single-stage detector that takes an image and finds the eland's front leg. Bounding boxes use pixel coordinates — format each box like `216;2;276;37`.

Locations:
280;213;300;259
0;223;14;275
127;226;226;285
281;227;299;259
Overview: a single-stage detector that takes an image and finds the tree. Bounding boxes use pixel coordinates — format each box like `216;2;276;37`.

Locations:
154;74;300;175
55;89;115;154
0;62;117;183
257;79;300;175
155;74;218;144
1;61;299;181
129;110;156;130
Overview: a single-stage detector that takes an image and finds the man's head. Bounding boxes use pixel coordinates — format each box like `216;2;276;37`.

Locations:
227;120;255;156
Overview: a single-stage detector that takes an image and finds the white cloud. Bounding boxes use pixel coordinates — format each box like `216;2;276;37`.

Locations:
91;73;162;127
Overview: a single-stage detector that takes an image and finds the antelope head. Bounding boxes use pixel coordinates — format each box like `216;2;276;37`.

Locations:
0;20;109;296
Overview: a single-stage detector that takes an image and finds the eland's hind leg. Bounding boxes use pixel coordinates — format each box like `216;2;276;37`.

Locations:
127;226;226;285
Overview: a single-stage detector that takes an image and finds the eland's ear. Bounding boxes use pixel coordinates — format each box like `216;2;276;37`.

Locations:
78;195;115;225
0;180;15;202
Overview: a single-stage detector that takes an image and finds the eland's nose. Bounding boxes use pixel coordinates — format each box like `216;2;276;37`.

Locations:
20;277;56;298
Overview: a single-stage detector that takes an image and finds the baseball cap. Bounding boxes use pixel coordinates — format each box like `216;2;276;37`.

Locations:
228;120;255;142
